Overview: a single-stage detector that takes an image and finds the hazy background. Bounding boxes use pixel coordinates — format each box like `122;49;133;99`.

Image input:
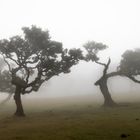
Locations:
0;0;140;103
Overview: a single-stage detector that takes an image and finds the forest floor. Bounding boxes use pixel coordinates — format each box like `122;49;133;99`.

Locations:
0;98;140;140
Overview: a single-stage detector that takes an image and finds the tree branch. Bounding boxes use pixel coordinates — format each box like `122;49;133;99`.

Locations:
6;54;19;65
95;61;106;66
127;76;140;83
24;67;30;84
103;58;111;76
2;54;12;73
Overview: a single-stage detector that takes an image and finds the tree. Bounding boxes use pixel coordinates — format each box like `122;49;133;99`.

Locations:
84;41;140;107
83;41;120;107
0;26;83;116
118;48;140;84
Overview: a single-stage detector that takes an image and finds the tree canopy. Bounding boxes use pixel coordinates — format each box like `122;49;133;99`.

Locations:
119;49;140;75
83;41;108;62
118;48;140;83
0;26;83;94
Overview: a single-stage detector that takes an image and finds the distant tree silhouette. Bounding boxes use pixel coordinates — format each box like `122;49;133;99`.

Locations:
0;58;15;105
0;26;83;116
118;49;140;84
0;70;15;105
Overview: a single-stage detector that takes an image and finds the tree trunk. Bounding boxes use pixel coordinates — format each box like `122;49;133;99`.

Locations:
99;78;117;107
14;86;25;117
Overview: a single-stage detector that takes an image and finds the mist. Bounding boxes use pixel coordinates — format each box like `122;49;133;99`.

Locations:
0;0;139;105
16;59;140;106
0;0;140;139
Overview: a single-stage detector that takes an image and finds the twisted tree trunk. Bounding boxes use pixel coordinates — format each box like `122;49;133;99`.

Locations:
14;86;25;117
98;78;117;107
95;58;118;107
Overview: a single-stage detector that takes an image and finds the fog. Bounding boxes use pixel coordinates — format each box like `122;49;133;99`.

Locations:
19;60;140;105
0;0;140;105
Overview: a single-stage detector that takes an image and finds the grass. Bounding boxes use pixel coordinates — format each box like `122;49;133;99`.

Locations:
0;99;140;139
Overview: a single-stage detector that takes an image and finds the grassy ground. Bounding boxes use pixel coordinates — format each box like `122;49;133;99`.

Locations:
0;99;140;140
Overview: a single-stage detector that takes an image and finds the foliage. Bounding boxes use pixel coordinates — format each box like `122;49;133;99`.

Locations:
0;25;83;95
0;59;15;105
0;70;15;93
83;41;108;61
119;49;140;75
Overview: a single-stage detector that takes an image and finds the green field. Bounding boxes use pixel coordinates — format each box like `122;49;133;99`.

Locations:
0;98;140;140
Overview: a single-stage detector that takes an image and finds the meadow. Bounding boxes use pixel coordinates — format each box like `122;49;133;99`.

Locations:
0;97;140;140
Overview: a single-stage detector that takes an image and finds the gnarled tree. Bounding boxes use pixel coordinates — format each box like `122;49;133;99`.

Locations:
83;41;120;107
0;26;83;116
84;41;140;107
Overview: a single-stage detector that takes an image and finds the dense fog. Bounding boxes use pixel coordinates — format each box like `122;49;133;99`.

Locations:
17;60;140;105
0;0;140;106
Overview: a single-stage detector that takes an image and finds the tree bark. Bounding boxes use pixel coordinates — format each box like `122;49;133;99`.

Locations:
95;58;118;107
14;86;25;117
99;78;117;107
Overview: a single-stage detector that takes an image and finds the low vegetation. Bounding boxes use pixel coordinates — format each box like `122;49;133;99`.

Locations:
0;99;140;140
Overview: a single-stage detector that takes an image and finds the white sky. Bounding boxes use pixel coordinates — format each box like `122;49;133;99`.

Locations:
0;0;140;99
0;0;140;60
